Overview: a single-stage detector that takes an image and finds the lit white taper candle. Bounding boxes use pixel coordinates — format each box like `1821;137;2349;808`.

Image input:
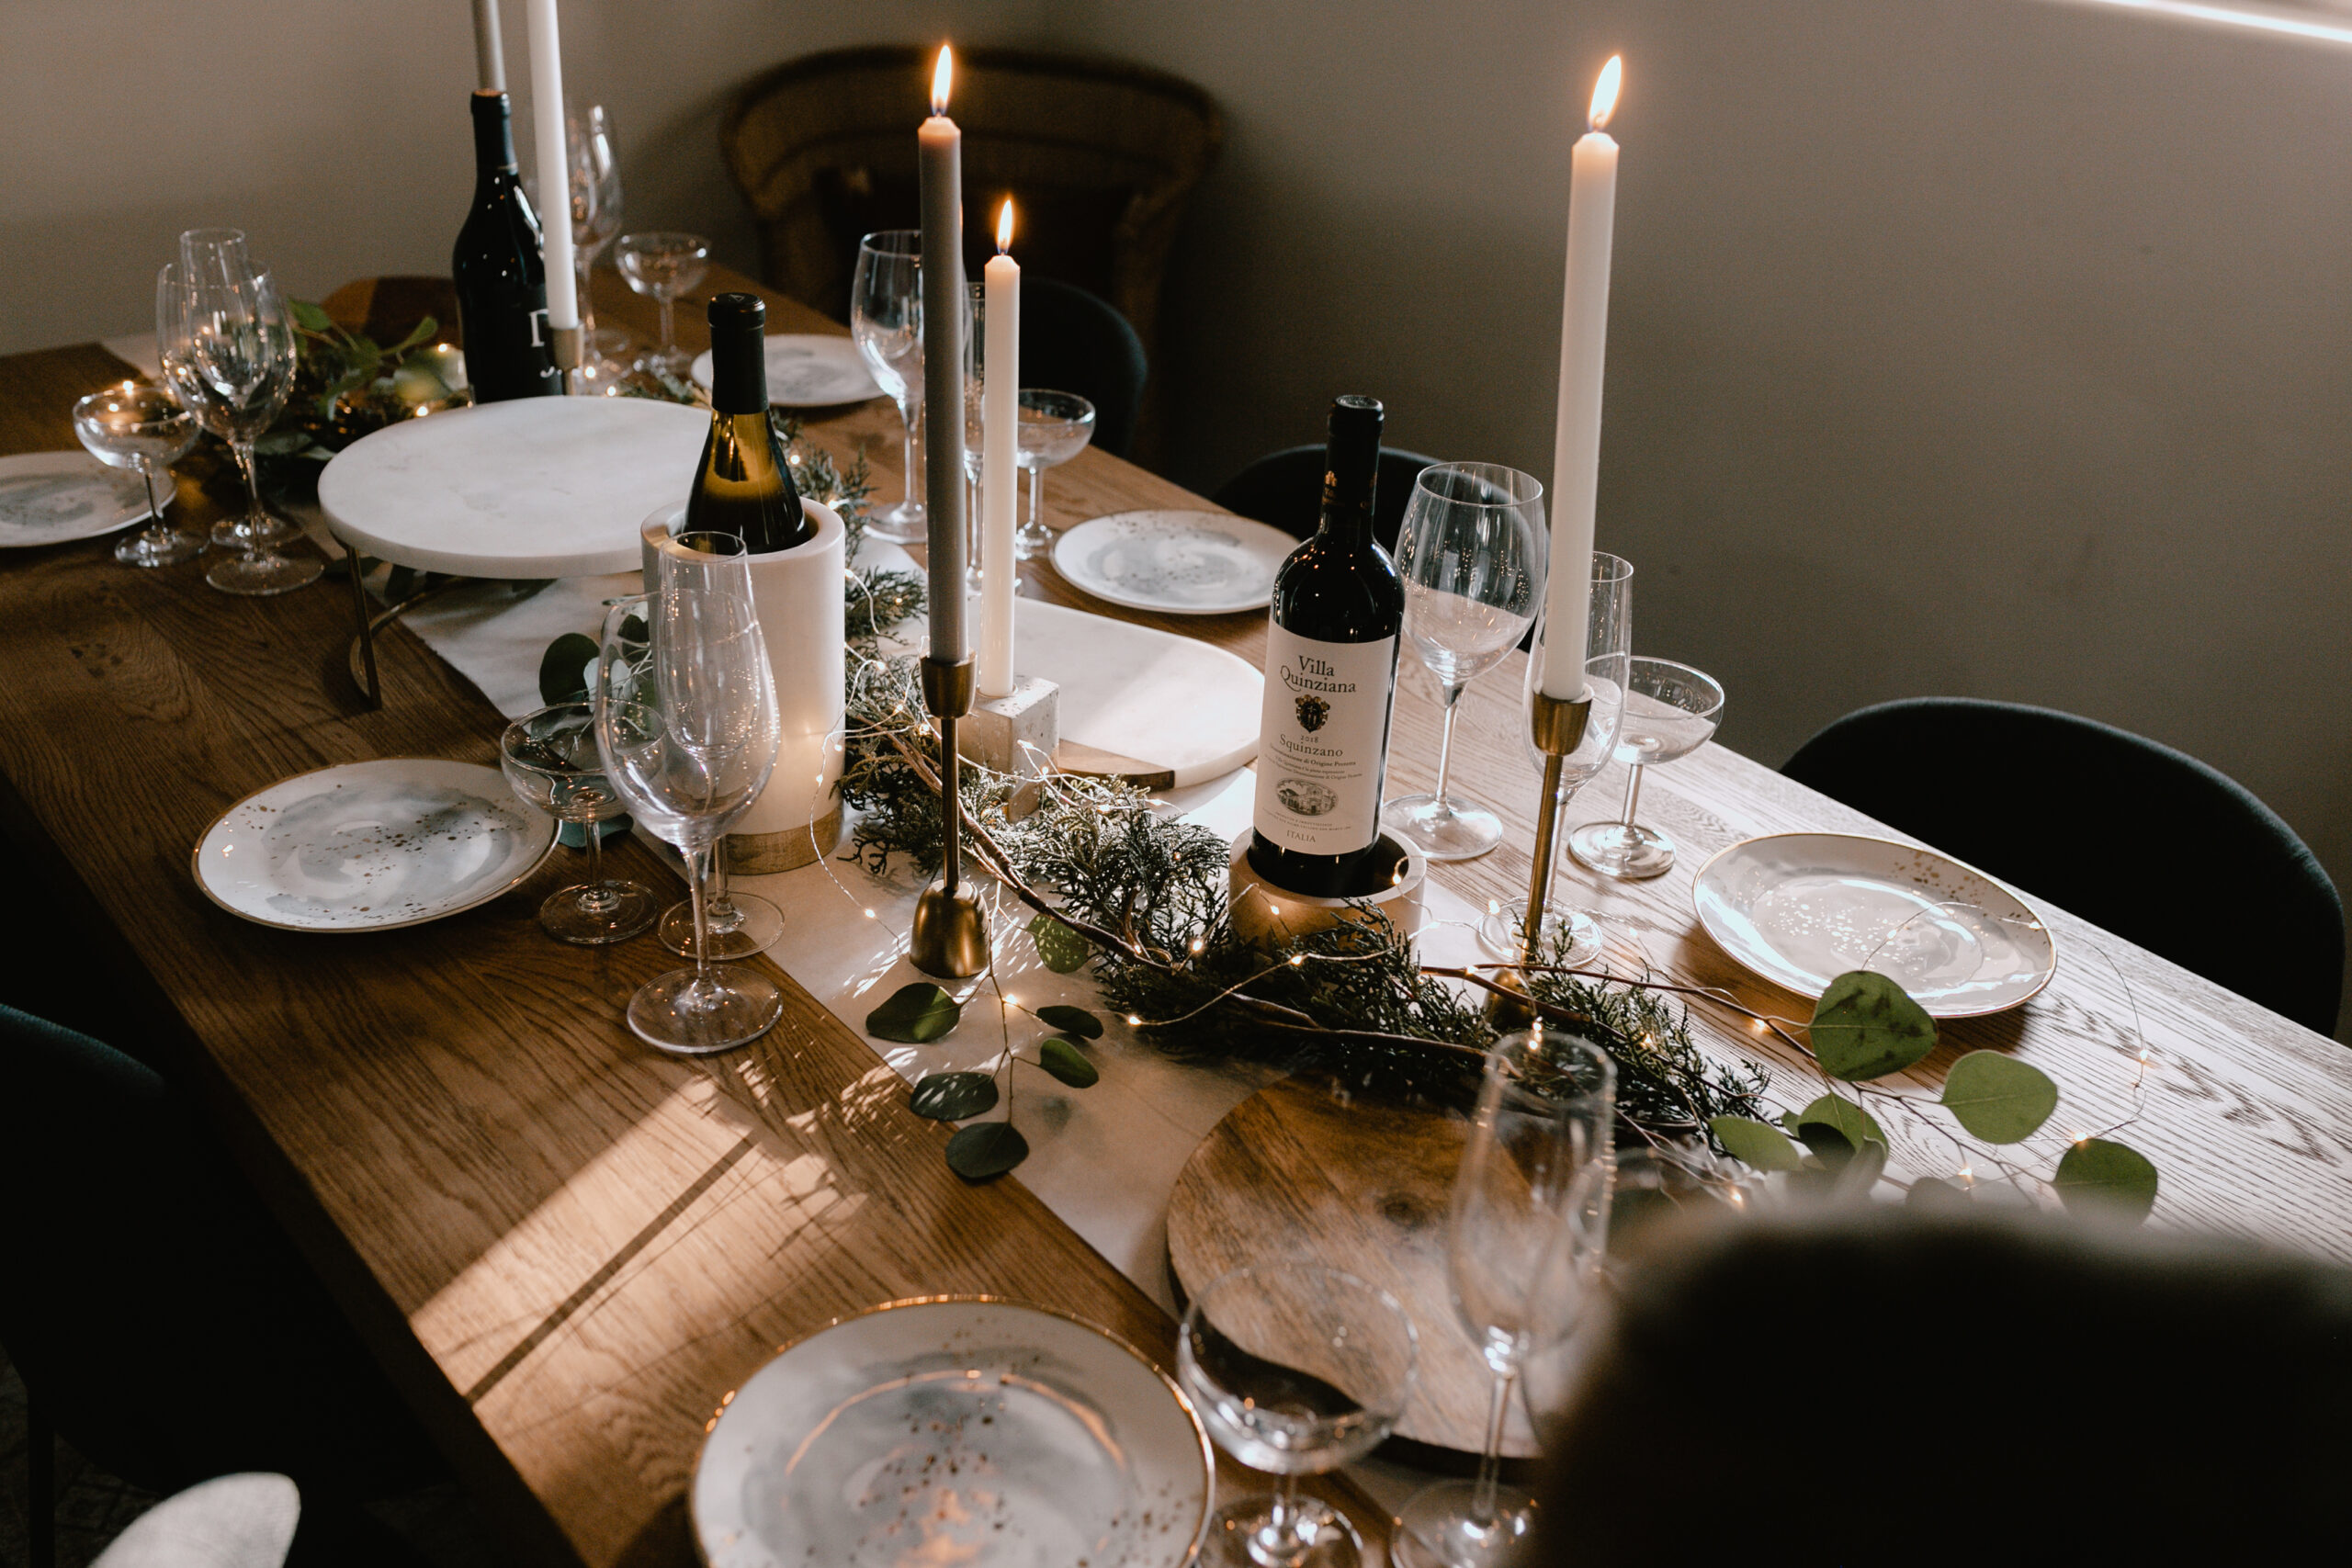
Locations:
1539;55;1622;700
919;45;967;661
526;0;577;333
978;200;1022;697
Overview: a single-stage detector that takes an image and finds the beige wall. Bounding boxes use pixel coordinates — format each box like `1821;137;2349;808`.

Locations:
6;0;2346;1023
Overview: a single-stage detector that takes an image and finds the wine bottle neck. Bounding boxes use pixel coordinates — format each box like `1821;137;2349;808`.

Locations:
470;91;518;179
1316;393;1384;550
709;324;769;415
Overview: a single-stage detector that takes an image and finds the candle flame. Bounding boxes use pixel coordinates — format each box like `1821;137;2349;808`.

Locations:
996;197;1016;254
1589;55;1623;131
931;46;954;115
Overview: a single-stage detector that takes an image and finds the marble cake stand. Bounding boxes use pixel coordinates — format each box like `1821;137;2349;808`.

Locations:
316;397;707;705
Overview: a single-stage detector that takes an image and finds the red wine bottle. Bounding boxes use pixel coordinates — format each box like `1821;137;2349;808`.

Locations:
1249;395;1406;896
684;293;813;553
452;90;560;401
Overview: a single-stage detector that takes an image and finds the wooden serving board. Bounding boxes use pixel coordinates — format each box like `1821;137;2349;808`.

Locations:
1166;1073;1541;1461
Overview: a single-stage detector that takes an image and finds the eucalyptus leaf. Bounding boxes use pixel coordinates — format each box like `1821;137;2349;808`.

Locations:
1939;1052;2059;1145
2053;1138;2159;1224
1905;1176;1973;1211
1028;912;1089;974
945;1121;1030;1179
620;613;649;645
1035;1004;1103;1040
1794;1120;1857;1168
1035;1038;1099;1089
1794;1093;1886;1151
1831;1136;1889;1199
290;299;335;333
909;1071;998;1121
1710;1115;1804;1172
866;982;962;1043
388;317;439;355
537;632;598;706
1809;970;1939;1081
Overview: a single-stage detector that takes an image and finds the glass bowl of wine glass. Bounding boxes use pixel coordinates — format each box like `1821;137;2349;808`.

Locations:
70;383;202;567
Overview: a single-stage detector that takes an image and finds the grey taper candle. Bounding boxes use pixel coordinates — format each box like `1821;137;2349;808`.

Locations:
471;0;505;93
918;48;967;661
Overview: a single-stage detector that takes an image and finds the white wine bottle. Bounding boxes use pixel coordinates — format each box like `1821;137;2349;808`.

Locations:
684;293;813;553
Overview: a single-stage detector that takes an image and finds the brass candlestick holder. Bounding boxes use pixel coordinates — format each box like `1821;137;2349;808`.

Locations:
910;653;990;977
550;324;582;397
1485;687;1593;1027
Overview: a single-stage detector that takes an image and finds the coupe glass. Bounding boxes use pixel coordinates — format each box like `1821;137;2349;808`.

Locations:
1381;464;1546;863
593;535;785;1054
1014;389;1096;559
158;248;320;596
850;230;925;542
501;702;659;944
615;231;708;378
1567;658;1725;881
70;383;203;567
1179;1264;1419;1568
1395;1030;1615;1568
567;104;629;387
1476;553;1633;967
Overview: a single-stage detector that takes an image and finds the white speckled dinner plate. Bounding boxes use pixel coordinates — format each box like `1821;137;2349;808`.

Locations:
693;1298;1212;1568
1692;832;2058;1018
1053;509;1296;615
0;451;164;547
193;759;556;932
689;333;880;408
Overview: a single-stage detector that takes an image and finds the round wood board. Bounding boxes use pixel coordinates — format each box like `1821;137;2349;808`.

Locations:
1166;1073;1540;1461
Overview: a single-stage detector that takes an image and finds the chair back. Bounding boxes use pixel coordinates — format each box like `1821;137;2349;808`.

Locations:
1782;697;2344;1032
1022;276;1147;459
1211;444;1442;555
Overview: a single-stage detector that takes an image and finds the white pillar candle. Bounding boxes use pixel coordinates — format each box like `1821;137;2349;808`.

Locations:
978;200;1021;698
1540;55;1622;700
919;45;967;661
526;0;577;333
471;0;504;93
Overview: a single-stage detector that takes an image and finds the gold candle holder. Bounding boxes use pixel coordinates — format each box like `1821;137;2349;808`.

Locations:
1485;687;1593;1026
910;653;990;977
550;323;582;395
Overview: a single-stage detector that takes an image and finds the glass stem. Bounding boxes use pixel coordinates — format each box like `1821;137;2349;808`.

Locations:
1025;465;1043;536
902;401;924;507
231;439;266;548
1471;1369;1515;1525
1264;1472;1300;1552
1620;761;1646;829
659;294;675;357
578;815;618;914
576;258;596;338
687;842;716;984
1431;682;1466;807
707;843;740;927
136;462;166;535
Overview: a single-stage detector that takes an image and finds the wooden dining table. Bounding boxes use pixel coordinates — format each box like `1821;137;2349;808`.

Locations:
2;262;2346;1568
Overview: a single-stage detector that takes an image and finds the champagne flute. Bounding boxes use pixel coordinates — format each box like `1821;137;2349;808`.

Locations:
594;536;785;1054
850;230;925;542
1179;1264;1419;1568
71;383;203;567
1476;553;1633;966
1567;658;1724;881
616;231;708;378
568;104;628;386
1013;389;1095;559
1381;464;1546;862
1395;1029;1615;1568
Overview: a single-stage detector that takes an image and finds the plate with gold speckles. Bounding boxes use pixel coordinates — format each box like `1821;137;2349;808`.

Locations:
193;759;556;932
693;1297;1212;1568
1692;832;2058;1017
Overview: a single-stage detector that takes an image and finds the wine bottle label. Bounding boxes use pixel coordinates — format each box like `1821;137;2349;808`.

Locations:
1253;626;1398;858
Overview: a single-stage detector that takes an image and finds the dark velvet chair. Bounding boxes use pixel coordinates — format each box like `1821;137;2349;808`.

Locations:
1020;276;1148;460
1781;698;2344;1032
1210;444;1442;555
0;1006;445;1565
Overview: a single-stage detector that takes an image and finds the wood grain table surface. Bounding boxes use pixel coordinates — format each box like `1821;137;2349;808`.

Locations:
2;263;2346;1568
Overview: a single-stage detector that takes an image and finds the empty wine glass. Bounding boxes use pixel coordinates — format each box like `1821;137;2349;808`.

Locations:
158;250;320;596
71;383;203;567
1568;658;1725;880
594;535;784;1055
961;282;989;595
850;230;925;542
655;852;785;960
1179;1264;1419;1568
568;104;629;387
501;702;659;944
1381;464;1546;863
616;231;708;378
1014;389;1096;559
1395;1029;1614;1568
1476;553;1633;967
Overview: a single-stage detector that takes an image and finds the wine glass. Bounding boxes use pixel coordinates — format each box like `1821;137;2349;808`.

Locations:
500;702;659;944
568;105;629;387
70;383;203;567
616;231;708;378
172;229;286;554
1179;1264;1419;1568
594;535;785;1054
850;230;926;542
1476;552;1633;966
1381;464;1546;863
961;282;989;595
1395;1029;1615;1568
1013;389;1096;559
158;250;321;596
1567;658;1725;881
655;852;785;960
